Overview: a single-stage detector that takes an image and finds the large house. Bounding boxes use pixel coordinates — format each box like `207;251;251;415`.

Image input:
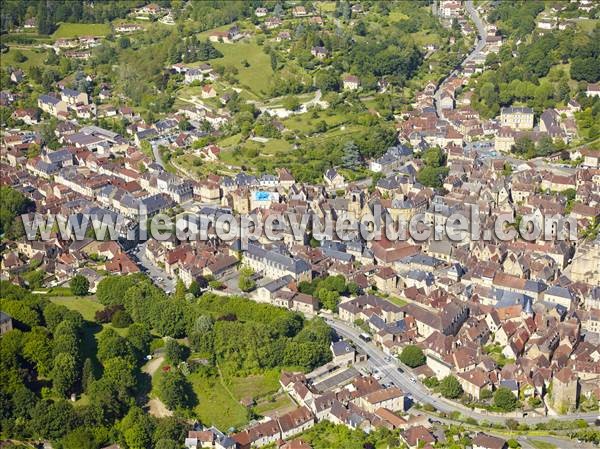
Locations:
499;106;534;130
242;242;311;282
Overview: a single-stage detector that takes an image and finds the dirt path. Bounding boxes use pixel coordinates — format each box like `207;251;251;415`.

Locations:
141;355;173;418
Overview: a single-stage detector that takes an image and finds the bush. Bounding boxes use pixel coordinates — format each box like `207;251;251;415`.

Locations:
494;387;518;412
399;345;425;368
70;275;89;296
439;375;463;399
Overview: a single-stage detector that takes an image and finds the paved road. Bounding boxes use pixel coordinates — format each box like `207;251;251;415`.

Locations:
434;0;487;120
133;241;175;293
152;144;165;169
325;316;600;426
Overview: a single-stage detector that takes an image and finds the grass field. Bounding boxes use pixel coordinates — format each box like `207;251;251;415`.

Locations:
188;371;249;430
185;368;283;430
206;38;273;99
49;295;104;321
1;47;46;70
48;295;128;336
529;440;557;449
254;392;296;417
283;110;350;134
52;22;111;38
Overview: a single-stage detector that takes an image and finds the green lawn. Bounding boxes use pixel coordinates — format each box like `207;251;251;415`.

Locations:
529;440;557;449
254;393;296;416
283;110;350;133
48;295;128;336
184;368;283;430
52;22;111;38
229;370;280;399
1;47;46;70
188;371;249;430
49;295;103;321
387;296;408;307
205;38;274;99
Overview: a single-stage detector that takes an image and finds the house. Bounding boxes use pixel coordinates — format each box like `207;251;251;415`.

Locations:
311;46;328;59
343;75;360;91
265;17;282;29
401;425;435;449
38;95;68;117
581;149;600;168
440;91;454;110
10;69;24;84
208;26;241;44
586;83;600;98
330;341;355;366
243;242;311;282
358;387;406;413
255;7;268;17
472;433;507;449
551;367;579;412
324;168;346;189
0;312;13;335
500;106;534;130
185;69;203;84
60;88;89;105
201;85;217;98
292;6;308;17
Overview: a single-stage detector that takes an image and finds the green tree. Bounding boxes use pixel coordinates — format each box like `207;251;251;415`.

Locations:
81;358;95;394
157;370;197;410
165;338;188;365
70;274;89;296
399;345;425;368
494;387;518;412
23;327;53;377
51;353;78;397
440;375;463;399
283;96;301;111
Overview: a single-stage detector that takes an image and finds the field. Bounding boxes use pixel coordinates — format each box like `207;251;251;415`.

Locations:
529;440;557;449
49;295;104;321
1;47;46;70
196;35;273;99
52;22;111;38
184;368;285;430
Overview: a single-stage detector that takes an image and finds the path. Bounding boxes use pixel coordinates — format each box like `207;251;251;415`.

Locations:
141;354;173;418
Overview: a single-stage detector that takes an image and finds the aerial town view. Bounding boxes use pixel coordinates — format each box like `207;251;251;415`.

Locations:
1;1;600;448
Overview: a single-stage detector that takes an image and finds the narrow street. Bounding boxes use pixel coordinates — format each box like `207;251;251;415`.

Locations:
434;0;487;120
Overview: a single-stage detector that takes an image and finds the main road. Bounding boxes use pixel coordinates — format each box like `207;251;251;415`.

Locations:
434;0;487;120
325;316;599;426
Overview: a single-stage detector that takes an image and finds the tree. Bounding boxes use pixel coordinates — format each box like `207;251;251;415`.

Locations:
23;327;53;377
70;275;89;296
189;279;202;297
439;375;463;399
60;428;99;449
127;323;152;359
157;370;197;410
399;345;425;368
341;140;361;169
315;71;340;92
165;338;188;365
29;399;76;440
51;353;78;397
119;407;155;449
111;309;133;328
283;96;300;111
494;387;518;412
81;358;95;393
